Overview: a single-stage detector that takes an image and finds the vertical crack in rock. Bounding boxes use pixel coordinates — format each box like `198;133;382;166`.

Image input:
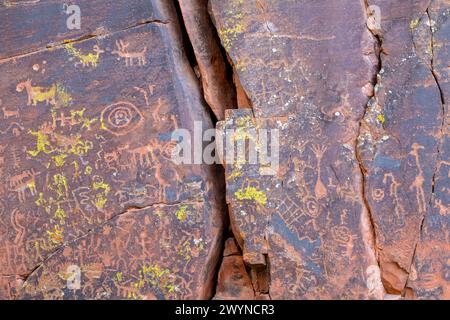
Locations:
358;0;444;296
0;0;229;300
210;0;390;299
358;0;387;297
173;0;248;299
178;0;270;298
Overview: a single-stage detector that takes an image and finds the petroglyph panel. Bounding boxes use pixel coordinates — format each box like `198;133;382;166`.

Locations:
21;204;216;300
405;0;450;299
358;0;445;294
212;0;384;299
0;0;159;59
0;1;225;299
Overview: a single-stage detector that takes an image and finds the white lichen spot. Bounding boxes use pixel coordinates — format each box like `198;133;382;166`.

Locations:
366;265;384;299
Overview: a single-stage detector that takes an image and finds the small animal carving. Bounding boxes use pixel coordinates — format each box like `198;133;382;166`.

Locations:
66;44;104;67
112;40;147;66
9;169;38;202
16;79;56;106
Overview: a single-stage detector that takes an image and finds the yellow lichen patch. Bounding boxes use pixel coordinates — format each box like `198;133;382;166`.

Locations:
218;0;245;51
235;186;267;206
219;24;244;51
27;130;53;157
33;84;57;106
127;292;143;300
72;160;81;180
55;83;72;109
85;166;93;175
410;18;420;29
178;240;192;261
141;264;176;297
52;153;68;167
47;225;64;244
54;206;66;224
121;263;180;299
65;43;103;68
92;178;110;210
35;192;53;214
377;114;385;124
114;272;123;284
94;194;107;210
35;192;46;207
65;135;93;156
229;169;242;180
175;205;189;222
236;115;252;127
154;209;163;218
93;178;110;195
51;174;69;200
81;117;98;130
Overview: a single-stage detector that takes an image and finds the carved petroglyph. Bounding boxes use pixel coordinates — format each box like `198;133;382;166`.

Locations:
278;194;301;229
311;144;328;199
16;80;56;106
152;97;168;123
134;85;156;107
372;188;385;202
65;44;104;68
382;173;405;219
51;109;97;130
16;80;72;109
100;102;144;136
245;32;336;42
409;143;426;213
11;145;22;170
435;199;449;217
11;208;26;245
1;122;24;137
9;169;39;203
112;40;147;67
2;107;19;119
125;138;182;201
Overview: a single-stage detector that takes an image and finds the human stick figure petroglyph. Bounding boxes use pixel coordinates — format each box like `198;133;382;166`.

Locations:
112;40;147;66
409;143;426;214
311;144;328;199
382;173;405;219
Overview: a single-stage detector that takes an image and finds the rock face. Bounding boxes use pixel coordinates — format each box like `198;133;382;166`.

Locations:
214;237;255;300
209;0;449;299
405;0;450;299
0;0;449;300
358;0;444;296
211;0;383;299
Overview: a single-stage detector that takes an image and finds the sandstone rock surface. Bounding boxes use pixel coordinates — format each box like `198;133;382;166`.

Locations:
210;0;449;299
0;0;225;300
0;0;449;300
